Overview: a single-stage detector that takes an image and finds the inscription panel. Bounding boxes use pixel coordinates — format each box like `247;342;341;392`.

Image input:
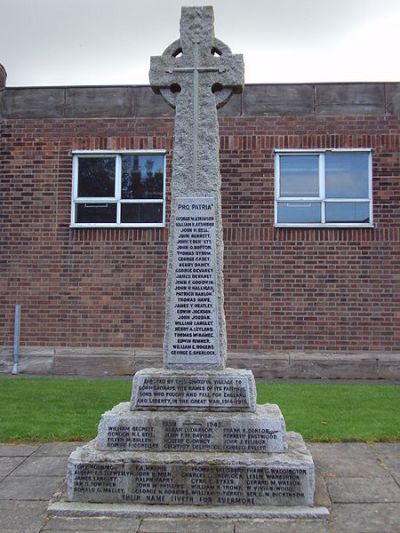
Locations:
130;370;257;411
167;197;220;367
96;403;287;453
69;460;313;506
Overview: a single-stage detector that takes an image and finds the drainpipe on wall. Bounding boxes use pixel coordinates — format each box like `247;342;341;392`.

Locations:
12;305;21;375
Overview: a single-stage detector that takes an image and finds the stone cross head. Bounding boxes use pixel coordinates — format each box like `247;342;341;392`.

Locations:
149;6;244;110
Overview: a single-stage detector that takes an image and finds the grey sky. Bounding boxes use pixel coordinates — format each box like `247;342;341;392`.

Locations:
1;0;400;87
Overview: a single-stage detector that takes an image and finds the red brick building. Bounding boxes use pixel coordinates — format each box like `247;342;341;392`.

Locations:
1;69;400;378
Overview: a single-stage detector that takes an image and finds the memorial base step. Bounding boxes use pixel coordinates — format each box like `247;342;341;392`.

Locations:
130;367;257;411
96;402;288;453
67;432;315;507
49;501;329;519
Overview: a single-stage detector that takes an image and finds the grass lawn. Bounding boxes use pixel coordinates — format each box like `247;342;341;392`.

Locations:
0;377;399;443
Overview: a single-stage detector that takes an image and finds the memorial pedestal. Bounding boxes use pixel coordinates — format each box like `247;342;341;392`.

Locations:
55;379;328;518
59;367;328;518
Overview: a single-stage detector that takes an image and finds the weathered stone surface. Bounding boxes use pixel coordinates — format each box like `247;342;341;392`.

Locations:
130;368;257;411
326;476;400;503
235;518;330;533
1;346;399;379
0;501;49;533
67;432;315;506
65;87;133;118
2;82;397;119
385;83;400;115
32;442;83;457
0;475;64;500
54;350;134;376
0;444;39;457
0;457;26;476
330;503;400;533
49;500;328;518
308;443;387;478
315;83;385;115
150;6;243;371
41;515;142;531
138;518;235;532
132;86;174;117
10;455;68;477
217;91;242;116
242;84;314;116
229;351;291;379
377;352;400;380
96;402;287;453
1;87;65;118
288;351;379;380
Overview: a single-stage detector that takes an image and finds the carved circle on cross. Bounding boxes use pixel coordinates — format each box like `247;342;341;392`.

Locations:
159;38;234;109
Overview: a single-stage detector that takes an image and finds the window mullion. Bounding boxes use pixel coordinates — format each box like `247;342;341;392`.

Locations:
72;155;78;225
274;153;280;225
115;155;122;224
319;154;325;224
368;151;373;224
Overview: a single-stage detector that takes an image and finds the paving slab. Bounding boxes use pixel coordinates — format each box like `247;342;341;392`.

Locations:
0;475;64;500
308;442;386;478
329;502;400;533
313;472;331;507
0;500;48;533
11;454;68;477
369;443;400;484
42;515;141;531
0;444;39;457
32;442;82;457
138;518;235;533
235;518;330;533
0;457;26;476
327;476;400;503
1;441;400;532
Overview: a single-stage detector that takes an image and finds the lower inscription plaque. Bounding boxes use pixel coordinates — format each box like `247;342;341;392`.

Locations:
68;433;314;506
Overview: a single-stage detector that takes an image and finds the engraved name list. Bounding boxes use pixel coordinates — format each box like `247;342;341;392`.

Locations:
168;197;219;365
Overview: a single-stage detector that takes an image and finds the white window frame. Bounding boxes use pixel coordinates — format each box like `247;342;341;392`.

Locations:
274;148;373;228
71;150;166;228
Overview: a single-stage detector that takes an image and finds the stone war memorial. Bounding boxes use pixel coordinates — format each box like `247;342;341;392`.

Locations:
50;6;328;519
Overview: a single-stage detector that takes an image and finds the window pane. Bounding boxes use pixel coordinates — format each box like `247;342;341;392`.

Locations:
325;153;369;198
325;202;370;223
277;202;321;223
76;203;117;223
121;203;163;223
77;157;115;197
121;155;164;199
279;155;319;197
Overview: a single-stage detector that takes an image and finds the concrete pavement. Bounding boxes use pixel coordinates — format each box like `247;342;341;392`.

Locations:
0;441;399;532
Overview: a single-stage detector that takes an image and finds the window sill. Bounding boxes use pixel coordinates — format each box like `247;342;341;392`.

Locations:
70;223;166;229
274;223;375;229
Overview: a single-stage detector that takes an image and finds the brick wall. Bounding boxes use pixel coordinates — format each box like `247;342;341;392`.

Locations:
1;84;400;353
